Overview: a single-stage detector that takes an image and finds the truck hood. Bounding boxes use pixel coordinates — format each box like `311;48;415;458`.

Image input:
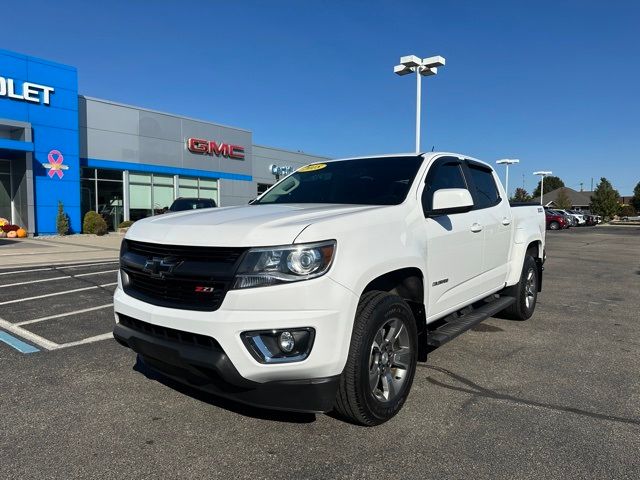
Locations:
126;204;384;247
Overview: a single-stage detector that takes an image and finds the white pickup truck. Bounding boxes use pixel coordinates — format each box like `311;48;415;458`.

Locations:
113;153;546;425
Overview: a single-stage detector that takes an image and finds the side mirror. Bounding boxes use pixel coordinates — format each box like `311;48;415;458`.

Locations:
429;188;474;216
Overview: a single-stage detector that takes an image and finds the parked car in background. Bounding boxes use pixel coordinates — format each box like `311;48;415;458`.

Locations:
553;209;579;226
168;197;217;212
546;210;568;230
567;210;587;225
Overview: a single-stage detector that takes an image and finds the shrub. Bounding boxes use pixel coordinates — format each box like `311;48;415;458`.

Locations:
619;205;637;218
56;201;70;236
83;211;108;236
118;220;134;229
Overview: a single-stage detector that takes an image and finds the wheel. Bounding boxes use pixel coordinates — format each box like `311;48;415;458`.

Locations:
500;255;538;320
549;221;559;230
334;291;418;426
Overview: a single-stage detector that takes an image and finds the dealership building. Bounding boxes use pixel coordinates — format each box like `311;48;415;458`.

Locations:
0;49;327;235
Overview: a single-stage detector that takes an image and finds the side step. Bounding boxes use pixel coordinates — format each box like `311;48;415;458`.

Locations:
427;296;516;348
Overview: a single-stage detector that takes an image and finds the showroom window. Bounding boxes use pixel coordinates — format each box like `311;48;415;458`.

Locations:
177;176;219;203
129;173;152;221
81;168;124;231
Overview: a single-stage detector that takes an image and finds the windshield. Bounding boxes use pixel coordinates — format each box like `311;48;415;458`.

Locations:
254;156;424;205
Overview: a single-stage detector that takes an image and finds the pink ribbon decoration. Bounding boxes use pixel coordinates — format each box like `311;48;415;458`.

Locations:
47;150;65;179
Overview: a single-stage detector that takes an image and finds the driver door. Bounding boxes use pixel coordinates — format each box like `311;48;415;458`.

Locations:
421;157;485;320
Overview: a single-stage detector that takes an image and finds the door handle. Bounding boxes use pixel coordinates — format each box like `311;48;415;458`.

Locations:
502;217;511;226
470;223;483;233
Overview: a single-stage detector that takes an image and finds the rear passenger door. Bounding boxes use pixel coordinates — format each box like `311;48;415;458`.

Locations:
463;161;512;290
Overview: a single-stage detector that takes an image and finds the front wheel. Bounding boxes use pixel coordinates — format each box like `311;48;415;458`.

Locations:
334;291;418;426
549;221;560;230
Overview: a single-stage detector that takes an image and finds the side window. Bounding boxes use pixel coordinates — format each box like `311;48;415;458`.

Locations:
467;164;501;209
422;159;467;212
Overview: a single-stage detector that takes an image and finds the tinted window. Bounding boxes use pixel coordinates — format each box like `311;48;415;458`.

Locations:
467;164;500;209
254;157;423;206
422;160;467;211
169;198;216;211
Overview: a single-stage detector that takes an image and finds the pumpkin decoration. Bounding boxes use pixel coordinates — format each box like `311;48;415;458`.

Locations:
0;217;8;227
16;228;27;238
7;230;17;238
0;231;6;238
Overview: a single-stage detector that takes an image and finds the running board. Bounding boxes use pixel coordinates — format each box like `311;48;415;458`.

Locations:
427;296;516;348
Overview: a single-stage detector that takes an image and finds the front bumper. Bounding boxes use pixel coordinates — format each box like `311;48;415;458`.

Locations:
113;274;359;412
113;321;339;413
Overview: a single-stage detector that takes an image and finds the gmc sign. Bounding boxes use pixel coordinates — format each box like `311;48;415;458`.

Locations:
186;138;245;160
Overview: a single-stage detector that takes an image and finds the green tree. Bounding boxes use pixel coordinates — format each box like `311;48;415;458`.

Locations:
631;181;640;212
555;188;573;209
590;177;620;220
56;201;69;236
510;187;532;202
533;176;565;198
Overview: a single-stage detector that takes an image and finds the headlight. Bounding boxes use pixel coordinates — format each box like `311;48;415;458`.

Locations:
232;240;336;289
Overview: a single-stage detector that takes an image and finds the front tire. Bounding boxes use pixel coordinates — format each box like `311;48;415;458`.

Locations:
549;221;560;230
500;255;538;320
334;291;418;426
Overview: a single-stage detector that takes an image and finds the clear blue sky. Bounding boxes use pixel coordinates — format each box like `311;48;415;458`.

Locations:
4;0;639;195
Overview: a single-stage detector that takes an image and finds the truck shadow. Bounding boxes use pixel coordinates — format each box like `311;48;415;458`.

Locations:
419;364;640;426
133;355;316;424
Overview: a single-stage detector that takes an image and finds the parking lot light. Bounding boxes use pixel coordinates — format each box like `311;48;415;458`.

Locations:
394;54;446;153
534;171;553;205
496;159;520;198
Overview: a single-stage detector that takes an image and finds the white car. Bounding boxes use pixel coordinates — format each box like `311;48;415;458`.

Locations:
113;153;546;425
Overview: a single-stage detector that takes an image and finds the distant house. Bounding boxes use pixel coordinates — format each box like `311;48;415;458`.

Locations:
531;187;594;210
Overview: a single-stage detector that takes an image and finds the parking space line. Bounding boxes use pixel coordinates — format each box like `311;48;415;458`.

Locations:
0;270;119;288
0;331;40;353
15;304;114;326
57;333;113;349
0;261;119;276
0;283;118;306
0;318;59;350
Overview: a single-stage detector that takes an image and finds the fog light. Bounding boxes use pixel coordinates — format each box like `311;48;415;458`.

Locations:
241;328;315;364
278;331;295;353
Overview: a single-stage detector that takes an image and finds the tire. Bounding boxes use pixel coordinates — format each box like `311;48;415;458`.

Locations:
334;291;418;426
500;255;538;320
549;221;559;230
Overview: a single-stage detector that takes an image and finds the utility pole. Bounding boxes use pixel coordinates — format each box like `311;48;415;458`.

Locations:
591;178;594;191
579;182;584;192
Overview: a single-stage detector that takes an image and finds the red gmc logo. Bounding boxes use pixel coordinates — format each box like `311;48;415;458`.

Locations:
187;138;245;160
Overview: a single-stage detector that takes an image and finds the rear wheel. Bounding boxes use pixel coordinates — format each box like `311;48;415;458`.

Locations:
500;255;538;320
334;291;418;426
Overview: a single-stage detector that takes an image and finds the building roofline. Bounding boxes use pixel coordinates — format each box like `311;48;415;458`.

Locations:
78;95;252;134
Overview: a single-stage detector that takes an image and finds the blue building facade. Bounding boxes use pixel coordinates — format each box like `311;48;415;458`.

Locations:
0;49;80;234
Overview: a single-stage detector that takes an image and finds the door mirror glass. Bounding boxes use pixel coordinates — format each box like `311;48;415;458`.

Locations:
429;188;474;216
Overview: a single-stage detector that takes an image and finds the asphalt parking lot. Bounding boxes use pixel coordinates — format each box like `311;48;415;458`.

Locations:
1;226;638;479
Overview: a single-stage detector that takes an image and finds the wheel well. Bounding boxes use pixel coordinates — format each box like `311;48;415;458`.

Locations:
362;268;428;361
526;241;542;259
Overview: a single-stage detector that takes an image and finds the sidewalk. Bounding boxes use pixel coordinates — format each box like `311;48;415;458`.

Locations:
0;233;123;269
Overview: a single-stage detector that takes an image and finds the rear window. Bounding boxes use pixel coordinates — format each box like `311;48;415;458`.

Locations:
468;164;500;209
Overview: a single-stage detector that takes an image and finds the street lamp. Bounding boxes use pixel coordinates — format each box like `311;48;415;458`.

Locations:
496;159;519;197
394;54;445;153
533;171;553;206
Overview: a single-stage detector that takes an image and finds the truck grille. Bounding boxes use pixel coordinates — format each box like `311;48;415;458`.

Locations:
120;240;247;311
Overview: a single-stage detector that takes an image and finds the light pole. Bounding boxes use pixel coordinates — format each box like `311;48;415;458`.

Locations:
533;171;553;206
394;55;445;153
496;159;519;198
